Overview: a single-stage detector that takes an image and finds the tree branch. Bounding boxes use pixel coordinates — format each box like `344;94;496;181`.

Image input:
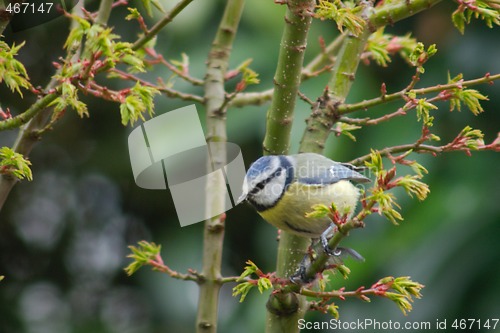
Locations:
196;0;245;332
95;0;114;26
107;68;205;103
269;0;446;325
367;0;443;30
338;72;500;114
262;0;315;155
0;0;109;212
132;0;194;51
263;1;315;332
302;32;347;79
0;94;58;131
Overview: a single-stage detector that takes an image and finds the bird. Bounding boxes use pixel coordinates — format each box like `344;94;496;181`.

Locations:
238;153;370;248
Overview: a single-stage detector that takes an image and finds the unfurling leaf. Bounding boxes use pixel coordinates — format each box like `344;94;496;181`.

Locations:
315;0;365;37
0;41;32;96
375;276;424;315
124;241;161;276
415;98;437;126
0;147;33;181
305;204;331;219
327;303;340;320
395;175;430;201
232;282;254;303
452;0;500;34
237;260;259;281
119;82;160;126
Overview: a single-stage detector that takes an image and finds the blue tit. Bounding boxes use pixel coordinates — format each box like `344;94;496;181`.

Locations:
238;153;370;239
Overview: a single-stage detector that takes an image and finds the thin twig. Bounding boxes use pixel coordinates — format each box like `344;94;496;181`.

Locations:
338;73;500;114
143;48;204;86
108;68;205;103
149;258;201;282
132;0;195;51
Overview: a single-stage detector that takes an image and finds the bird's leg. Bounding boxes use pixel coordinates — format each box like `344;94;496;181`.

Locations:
290;239;316;284
321;223;341;256
290;250;313;284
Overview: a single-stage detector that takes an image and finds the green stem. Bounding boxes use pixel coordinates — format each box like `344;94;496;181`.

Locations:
230;33;347;108
132;0;194;50
367;0;443;30
304;217;365;282
262;0;315;155
196;0;245;332
302;32;347;79
299;28;371;153
263;1;315;332
349;143;443;166
95;0;114;26
338;72;500;114
0;94;58;131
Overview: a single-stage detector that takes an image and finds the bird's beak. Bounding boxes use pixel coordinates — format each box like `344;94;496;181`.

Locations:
236;192;247;205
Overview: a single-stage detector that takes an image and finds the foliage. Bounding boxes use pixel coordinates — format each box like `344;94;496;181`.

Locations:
0;0;499;332
0;41;32;96
0;147;33;181
452;0;500;34
119;82;160;126
315;0;365;36
124;241;162;276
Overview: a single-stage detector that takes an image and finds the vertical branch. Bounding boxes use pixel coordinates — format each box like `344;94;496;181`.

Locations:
196;0;245;332
95;0;114;26
288;0;444;317
267;5;373;333
299;0;443;153
299;29;371;152
262;0;315;155
263;1;315;332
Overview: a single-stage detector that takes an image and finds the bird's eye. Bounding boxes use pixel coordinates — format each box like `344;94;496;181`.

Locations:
249;180;266;195
249;168;283;196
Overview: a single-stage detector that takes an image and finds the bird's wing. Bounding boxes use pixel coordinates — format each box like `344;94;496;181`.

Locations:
293;153;370;185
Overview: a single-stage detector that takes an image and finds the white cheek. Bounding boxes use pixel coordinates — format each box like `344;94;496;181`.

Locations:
251;172;287;207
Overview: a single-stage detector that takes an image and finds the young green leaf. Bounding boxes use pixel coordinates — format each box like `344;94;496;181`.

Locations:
0;41;32;96
232;282;254;303
124;241;162;276
395;175;430;201
119;82;160;126
315;0;365;37
305;204;331;219
0;147;33;181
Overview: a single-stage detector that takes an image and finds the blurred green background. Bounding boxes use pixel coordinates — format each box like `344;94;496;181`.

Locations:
0;0;499;332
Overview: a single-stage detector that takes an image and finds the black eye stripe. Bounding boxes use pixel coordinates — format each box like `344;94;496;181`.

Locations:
249;168;283;195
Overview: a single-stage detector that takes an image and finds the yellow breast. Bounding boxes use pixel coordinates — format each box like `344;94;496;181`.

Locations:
259;180;360;238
